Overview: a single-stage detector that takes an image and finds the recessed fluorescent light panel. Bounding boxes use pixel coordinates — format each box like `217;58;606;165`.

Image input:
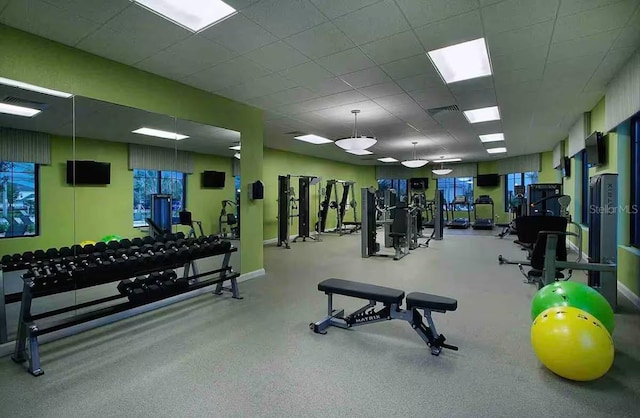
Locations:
378;157;398;163
427;38;491;84
132;127;189;140
463;106;500;124
133;0;237;33
0;103;41;117
479;133;505;143
346;149;373;156
294;134;333;145
487;147;507;154
0;77;73;98
229;145;241;151
432;158;462;163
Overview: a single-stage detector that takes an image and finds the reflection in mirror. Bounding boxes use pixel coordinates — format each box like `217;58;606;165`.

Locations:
0;78;74;343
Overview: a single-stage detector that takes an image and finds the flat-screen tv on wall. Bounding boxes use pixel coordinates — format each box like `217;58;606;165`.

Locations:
585;131;606;166
409;177;429;190
476;173;500;187
202;170;225;188
66;160;111;185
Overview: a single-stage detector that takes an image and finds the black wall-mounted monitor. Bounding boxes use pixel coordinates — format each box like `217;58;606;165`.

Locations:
66;160;111;185
409;177;429;190
585;131;606;166
202;170;225;188
562;156;571;178
476;173;500;187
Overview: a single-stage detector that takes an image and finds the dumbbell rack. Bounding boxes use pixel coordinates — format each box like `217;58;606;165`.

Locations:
8;234;241;376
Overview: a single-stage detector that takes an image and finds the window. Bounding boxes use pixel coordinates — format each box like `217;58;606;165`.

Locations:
0;161;38;238
581;149;590;226
438;177;474;208
632;116;640;246
377;179;408;201
133;169;186;227
504;172;539;211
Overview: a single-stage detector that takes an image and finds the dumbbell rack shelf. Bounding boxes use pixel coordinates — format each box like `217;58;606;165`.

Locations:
11;245;240;376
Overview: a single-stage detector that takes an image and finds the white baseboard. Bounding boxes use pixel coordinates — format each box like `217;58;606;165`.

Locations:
618;280;640;310
239;268;265;282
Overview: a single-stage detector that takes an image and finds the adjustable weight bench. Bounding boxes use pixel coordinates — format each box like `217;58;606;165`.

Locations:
310;278;458;356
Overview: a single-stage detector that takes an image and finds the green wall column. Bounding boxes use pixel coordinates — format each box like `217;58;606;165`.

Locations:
240;122;264;274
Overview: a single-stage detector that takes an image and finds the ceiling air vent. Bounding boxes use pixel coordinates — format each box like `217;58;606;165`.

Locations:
427;104;460;117
1;96;49;111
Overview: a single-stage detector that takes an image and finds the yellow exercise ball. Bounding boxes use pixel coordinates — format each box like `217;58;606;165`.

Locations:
531;306;614;381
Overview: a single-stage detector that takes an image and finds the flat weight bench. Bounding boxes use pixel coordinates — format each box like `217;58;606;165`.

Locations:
310;278;458;356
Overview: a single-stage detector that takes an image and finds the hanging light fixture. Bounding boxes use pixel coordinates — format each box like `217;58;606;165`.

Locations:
335;109;377;151
401;142;428;168
432;156;453;176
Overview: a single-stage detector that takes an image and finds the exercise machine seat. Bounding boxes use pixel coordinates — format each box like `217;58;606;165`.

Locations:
406;292;457;311
318;278;404;305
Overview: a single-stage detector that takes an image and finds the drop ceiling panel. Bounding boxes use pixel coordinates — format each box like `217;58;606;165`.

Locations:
414;11;483;51
558;0;632;16
200;14;277;54
358;82;405;99
553;0;637;42
43;0;131;24
407;86;456;109
485;20;554;56
316;48;376;75
339;67;392;88
266;87;320;105
373;93;418;111
135;36;236;80
613;20;640;50
453;87;498;109
224;0;262;10
359;31;425;65
395;73;444;92
284;22;355;60
380;54;437;80
310;0;382;19
547;29;620;62
244;41;310;72
471;120;503;135
543;53;605;82
490;44;550;73
332;0;410;45
216;74;297;101
242;0;327;39
304;77;354;95
395;0;478;28
481;0;559;34
279;62;334;84
584;46;637;91
184;56;271;92
0;0;100;46
493;64;545;88
447;76;495;94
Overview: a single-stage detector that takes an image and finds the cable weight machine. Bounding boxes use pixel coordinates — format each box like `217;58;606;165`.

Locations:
277;175;321;249
317;179;360;235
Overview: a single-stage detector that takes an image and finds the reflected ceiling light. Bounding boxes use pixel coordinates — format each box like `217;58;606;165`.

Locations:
335;110;377;151
432;156;453;176
487;147;507;154
234;153;241;160
463;106;500;124
378;157;398;163
401;142;428;168
294;134;333;144
132;127;189;140
479;133;504;143
133;0;237;33
0;103;41;117
229;144;241;151
427;38;492;84
346;149;373;156
432;158;462;163
0;77;73;98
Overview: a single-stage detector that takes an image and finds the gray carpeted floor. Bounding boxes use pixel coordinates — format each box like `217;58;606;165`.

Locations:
0;232;638;417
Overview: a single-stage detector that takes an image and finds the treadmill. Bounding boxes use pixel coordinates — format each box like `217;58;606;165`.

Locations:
472;195;494;230
423;200;435;228
448;196;471;229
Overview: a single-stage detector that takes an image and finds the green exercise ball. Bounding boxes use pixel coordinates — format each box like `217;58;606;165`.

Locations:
100;234;123;243
531;281;615;334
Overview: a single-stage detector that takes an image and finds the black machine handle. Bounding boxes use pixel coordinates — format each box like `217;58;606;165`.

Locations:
529;193;568;208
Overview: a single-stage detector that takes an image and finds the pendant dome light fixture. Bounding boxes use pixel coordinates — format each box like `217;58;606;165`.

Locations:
401;142;429;168
335;109;377;151
432;156;453;176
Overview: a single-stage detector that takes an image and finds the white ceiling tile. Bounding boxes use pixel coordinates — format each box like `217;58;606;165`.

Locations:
414;10;483;51
244;41;310;72
548;29;620;62
310;0;381;19
490;44;549;73
284;22;355;60
136;35;236;80
544;53;606;81
611;5;640;49
408;86;456;109
340;67;392;88
394;0;478;28
481;0;559;34
333;0;410;45
224;0;262;10
358;82;405;99
395;73;443;92
584;46;637;91
558;0;627;16
42;0;131;23
200;13;277;54
485;20;554;56
183;56;271;92
1;0;100;46
242;0;327;39
380;54;435;80
216;73;296;101
373;93;417;110
360;31;425;65
478;0;505;5
493;64;545;88
305;77;354;95
553;0;637;42
316;48;376;75
280;62;334;84
452;87;498;109
447;76;495;94
267;87;320;104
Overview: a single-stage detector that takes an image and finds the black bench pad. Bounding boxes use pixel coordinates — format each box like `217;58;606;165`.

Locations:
406;292;457;311
318;279;404;305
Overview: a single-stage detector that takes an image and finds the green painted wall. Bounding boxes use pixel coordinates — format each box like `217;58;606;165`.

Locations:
0;25;262;273
263;148;376;241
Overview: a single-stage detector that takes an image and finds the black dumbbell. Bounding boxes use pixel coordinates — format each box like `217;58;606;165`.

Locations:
131;237;144;247
94;242;107;253
59;247;73;258
120;238;132;249
45;248;59;259
136;275;163;300
143;236;155;245
107;240;121;251
175;232;186;240
117;279;145;303
161;269;188;291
